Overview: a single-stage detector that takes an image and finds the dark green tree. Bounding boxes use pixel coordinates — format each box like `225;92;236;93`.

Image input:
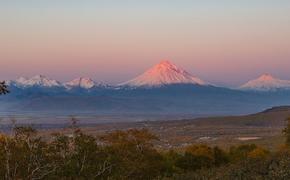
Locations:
0;81;9;95
213;146;229;166
229;144;257;162
176;144;215;171
101;129;166;179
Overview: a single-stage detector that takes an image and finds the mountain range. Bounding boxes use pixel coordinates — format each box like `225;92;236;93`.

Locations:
5;61;290;92
2;61;290;121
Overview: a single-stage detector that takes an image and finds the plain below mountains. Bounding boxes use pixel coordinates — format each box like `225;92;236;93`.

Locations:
36;106;290;149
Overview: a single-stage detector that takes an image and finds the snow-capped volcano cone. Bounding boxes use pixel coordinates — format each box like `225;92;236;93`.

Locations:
240;74;290;91
119;60;208;87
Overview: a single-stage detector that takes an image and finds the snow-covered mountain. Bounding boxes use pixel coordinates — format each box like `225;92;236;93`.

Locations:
12;75;61;88
240;74;290;91
119;60;208;87
64;77;96;89
7;75;110;90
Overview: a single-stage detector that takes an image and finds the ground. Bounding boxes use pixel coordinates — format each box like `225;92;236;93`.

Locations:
39;106;290;151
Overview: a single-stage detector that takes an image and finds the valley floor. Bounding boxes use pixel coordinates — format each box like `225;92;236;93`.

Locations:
39;117;285;151
3;106;289;150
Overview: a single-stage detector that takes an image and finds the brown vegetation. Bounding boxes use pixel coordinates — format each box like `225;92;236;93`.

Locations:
0;118;289;179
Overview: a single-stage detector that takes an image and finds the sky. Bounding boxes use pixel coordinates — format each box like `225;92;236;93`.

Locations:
1;0;290;87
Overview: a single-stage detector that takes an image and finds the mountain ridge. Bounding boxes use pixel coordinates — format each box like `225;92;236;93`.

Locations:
4;62;290;92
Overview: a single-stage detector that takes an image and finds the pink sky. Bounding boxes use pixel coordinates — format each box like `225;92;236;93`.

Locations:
1;1;290;86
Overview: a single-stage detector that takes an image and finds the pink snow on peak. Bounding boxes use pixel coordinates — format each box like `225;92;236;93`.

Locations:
240;74;290;91
119;60;208;87
257;74;275;81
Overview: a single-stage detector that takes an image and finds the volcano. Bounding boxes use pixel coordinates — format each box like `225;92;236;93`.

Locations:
240;74;290;91
119;60;208;87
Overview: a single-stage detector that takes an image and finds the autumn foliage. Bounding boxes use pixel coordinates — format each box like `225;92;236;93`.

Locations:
0;122;289;180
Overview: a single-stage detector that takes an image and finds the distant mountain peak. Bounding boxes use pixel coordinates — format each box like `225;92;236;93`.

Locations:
119;60;208;87
32;74;46;79
65;77;96;89
153;60;184;73
14;75;61;88
158;60;171;65
15;77;28;83
257;74;275;81
240;74;290;91
156;60;177;68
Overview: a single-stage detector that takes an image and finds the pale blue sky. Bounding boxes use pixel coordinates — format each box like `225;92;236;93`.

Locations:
1;0;290;86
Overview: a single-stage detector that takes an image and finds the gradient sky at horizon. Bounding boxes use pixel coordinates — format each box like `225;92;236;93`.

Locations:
1;0;290;87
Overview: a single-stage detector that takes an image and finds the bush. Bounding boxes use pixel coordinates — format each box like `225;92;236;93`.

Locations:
101;129;166;179
1;117;290;179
